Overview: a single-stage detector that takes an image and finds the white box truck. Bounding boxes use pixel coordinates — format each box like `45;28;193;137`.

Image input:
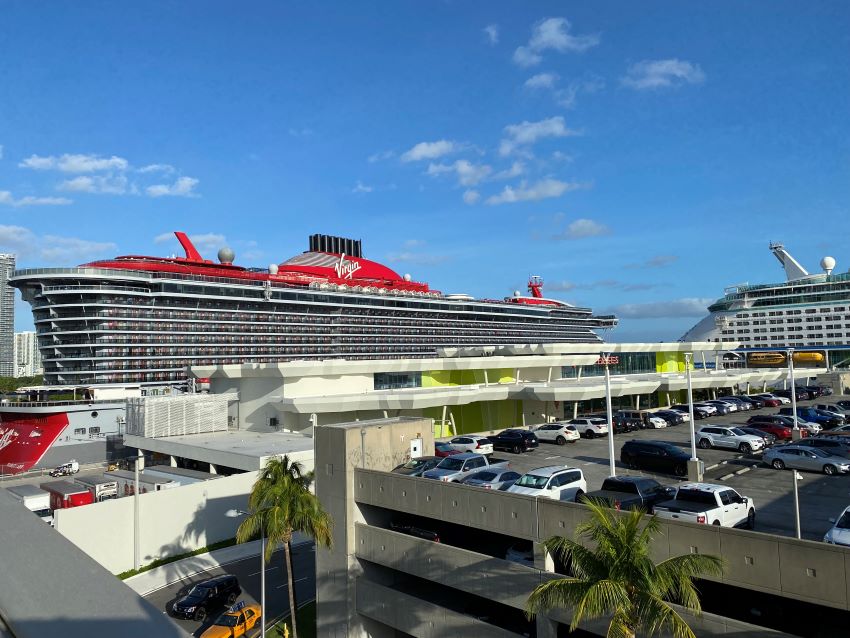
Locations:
6;485;53;525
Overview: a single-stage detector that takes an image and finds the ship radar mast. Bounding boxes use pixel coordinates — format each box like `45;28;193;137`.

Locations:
528;275;544;298
769;242;809;281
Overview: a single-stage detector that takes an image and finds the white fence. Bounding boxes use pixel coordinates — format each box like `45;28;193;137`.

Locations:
53;471;257;574
126;392;237;438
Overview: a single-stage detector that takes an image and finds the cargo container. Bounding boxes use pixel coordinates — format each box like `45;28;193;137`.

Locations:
103;469;177;496
142;465;223;487
6;485;53;524
73;475;119;502
39;480;95;510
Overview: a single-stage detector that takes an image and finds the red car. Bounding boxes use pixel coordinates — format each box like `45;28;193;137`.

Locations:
759;398;782;408
746;421;793;441
435;442;461;458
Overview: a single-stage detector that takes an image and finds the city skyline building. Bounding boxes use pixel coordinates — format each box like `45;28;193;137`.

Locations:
13;331;42;378
0;253;15;377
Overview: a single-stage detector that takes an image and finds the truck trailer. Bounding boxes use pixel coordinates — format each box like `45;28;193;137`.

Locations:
5;485;53;524
103;469;178;496
73;475;119;502
39;480;95;510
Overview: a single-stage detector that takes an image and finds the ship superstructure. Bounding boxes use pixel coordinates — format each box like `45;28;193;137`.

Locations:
682;243;850;349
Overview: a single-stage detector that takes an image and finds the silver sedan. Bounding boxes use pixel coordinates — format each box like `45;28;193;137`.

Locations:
763;445;850;475
460;469;522;490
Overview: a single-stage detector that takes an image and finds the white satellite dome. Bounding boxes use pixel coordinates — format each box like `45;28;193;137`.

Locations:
218;247;235;264
403;273;412;282
513;290;522;297
269;264;279;275
821;256;836;275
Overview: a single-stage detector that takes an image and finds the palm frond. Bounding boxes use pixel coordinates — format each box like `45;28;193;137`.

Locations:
634;593;698;638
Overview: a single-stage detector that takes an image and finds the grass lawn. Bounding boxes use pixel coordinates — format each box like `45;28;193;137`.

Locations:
270;601;316;638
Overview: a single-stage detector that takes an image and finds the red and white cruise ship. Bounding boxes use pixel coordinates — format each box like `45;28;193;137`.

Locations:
1;232;617;474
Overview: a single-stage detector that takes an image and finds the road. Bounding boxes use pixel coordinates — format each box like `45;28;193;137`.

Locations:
443;395;850;542
143;543;316;637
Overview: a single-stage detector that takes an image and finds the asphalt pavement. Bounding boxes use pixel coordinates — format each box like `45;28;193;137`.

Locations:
442;395;850;542
143;543;316;637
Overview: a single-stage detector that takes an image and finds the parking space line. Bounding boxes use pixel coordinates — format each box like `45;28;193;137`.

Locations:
544;456;560;460
248;566;279;577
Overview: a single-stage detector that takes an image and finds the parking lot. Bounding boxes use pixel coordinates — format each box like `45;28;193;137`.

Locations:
441;395;850;542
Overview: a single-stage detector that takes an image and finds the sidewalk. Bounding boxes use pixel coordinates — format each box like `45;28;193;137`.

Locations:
125;532;311;596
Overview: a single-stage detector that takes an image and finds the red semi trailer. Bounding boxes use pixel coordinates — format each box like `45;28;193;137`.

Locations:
39;480;95;510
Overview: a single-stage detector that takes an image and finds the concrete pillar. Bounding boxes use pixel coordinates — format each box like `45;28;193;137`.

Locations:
666;391;672;407
208;464;218;475
483;369;489;386
572;402;579;419
169;455;177;467
746;382;751;394
635;394;641;410
534;541;559;638
515;368;521;385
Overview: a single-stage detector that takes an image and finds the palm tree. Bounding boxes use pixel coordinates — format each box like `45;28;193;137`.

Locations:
526;499;723;638
235;456;333;638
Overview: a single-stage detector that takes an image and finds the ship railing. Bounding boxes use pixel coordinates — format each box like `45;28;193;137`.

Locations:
42;284;151;294
0;398;130;408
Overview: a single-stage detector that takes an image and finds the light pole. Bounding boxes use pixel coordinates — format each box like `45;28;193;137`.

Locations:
133;449;142;570
227;509;266;638
787;348;801;441
602;353;616;477
792;470;803;539
684;352;703;481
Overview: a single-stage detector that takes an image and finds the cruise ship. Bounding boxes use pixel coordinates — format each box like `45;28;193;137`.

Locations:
682;242;850;358
0;232;616;473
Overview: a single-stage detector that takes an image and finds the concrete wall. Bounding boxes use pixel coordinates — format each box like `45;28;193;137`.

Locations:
53;471;258;574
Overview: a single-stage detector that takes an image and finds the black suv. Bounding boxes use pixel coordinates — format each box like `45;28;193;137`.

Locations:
488;429;539;453
620;440;690;477
172;574;241;622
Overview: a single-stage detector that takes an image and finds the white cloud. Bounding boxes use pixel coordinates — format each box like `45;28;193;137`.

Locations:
513;17;599;67
403;239;426;248
0;190;72;207
555;75;605;108
524;72;558;90
427;160;492;187
499;116;580;156
137;163;175;174
610;298;714;319
492;162;525;180
385;251;449;266
146;176;199;198
483;24;499;45
552;151;574;162
400;139;462;162
58;174;128;195
621;59;706;90
19;153;129;173
462;189;480;205
288;127;314;137
0;145;3;159
0;225;117;263
554;218;610;240
485;178;582;205
352;180;373;194
368;150;395;163
627;255;679;269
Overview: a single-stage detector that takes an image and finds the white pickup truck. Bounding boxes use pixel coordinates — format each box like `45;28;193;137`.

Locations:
422;453;510;482
654;483;755;529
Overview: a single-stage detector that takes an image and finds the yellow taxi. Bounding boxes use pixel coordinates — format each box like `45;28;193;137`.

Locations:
199;601;262;638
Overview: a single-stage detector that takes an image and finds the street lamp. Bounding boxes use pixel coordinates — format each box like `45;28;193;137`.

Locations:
787;348;801;441
226;509;266;638
684;352;703;481
792;470;803;539
601;353;616;477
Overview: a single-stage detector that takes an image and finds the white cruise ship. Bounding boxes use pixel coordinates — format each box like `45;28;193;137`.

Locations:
682;243;850;358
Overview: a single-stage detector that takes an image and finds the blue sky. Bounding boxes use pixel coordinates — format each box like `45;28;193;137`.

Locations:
2;1;848;340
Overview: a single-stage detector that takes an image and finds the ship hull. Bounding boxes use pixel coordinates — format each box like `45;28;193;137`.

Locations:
0;403;125;474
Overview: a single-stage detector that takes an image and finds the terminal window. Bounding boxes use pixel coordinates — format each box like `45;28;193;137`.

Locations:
374;372;422;390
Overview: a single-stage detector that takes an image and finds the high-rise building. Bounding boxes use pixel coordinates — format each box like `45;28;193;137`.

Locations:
13;331;42;378
0;254;15;377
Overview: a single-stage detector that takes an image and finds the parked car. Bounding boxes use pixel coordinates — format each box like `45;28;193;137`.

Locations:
803;386;824;399
460;468;522;490
696;426;765;454
747;414;813;436
584;476;676;513
721;397;754;411
737;427;777;446
835;400;850;411
507;466;587;502
611;414;641;433
488;429;539;453
670;404;710;420
756;392;790;405
654;410;685;425
737;395;766;409
534;422;580;445
749;395;781;407
654;483;755;529
744;420;793;441
445;435;494;455
568;417;609;439
172;574;242;622
824;506;850;547
763;445;850;475
504;540;534;567
817;385;834;396
391;456;441;477
793;438;850;459
692;402;719;415
198;601;262;638
773;388;810;402
778;407;841;429
390;520;441;542
708;399;739;413
828;425;850;436
435;442;461;458
816;403;850;417
423;453;510;482
619;440;690;477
